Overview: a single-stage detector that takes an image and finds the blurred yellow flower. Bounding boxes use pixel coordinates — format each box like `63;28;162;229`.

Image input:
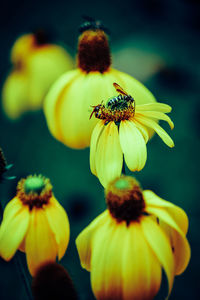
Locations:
0;175;70;276
44;20;156;149
2;32;73;119
90;83;174;187
76;176;190;300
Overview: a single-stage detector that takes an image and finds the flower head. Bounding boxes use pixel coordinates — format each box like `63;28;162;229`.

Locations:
44;21;156;149
2;31;73;119
76;176;190;300
90;83;174;187
0;174;70;276
32;262;78;300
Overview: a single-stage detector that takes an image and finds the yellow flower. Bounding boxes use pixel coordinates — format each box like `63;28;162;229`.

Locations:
90;83;174;187
2;31;73;119
0;175;70;276
76;176;190;300
44;20;156;149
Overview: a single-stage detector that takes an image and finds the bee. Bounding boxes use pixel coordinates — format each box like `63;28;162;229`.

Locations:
89;83;135;121
113;83;135;105
106;95;123;108
89;102;106;120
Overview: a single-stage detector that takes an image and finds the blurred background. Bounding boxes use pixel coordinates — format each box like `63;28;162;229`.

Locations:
0;0;199;299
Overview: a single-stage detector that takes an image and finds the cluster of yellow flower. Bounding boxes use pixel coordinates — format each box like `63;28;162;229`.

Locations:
2;30;73;119
0;19;190;300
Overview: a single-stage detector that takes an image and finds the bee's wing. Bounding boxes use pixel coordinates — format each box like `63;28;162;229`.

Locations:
113;82;128;96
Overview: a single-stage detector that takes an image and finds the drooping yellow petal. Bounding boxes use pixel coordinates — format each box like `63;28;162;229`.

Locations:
135;114;174;147
138;110;174;129
2;197;23;223
43;69;79;139
55;72;94;148
119;120;147;171
133;119;149;143
136;103;172;113
95;122;123;187
90;120;105;176
27;45;74;110
141;216;175;295
2;70;29;120
144;190;189;234
25;208;57;276
146;206;191;275
45;197;70;260
0;205;30;261
170;227;191;275
91;216;125;300
110;68;156;105
55;71;116;149
122;222;162;300
11;34;34;64
76;211;109;271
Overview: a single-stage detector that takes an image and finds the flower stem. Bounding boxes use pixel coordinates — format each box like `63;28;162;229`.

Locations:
15;253;33;300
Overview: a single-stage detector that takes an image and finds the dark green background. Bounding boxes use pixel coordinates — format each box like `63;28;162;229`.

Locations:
0;0;199;299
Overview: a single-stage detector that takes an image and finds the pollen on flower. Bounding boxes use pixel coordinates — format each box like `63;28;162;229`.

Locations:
105;176;146;225
17;175;52;210
78;29;111;73
89;82;135;124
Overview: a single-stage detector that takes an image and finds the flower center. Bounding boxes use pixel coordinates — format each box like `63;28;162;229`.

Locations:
105;176;145;225
24;177;45;194
33;29;51;46
90;94;135;124
17;175;52;210
77;30;111;73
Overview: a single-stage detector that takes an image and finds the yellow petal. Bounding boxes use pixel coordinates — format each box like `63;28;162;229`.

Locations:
44;197;70;260
96;122;123;187
122;222;162;300
76;211;109;271
146;206;191;275
136;103;172;113
133;119;149;143
11;34;34;63
0;204;30;261
3;197;23;222
2;71;29;120
119;120;147;171
170;227;191;275
138;110;174;129
90;120;105;176
25;208;57;276
0;198;23;245
43;69;79;139
141;216;175;295
110;68;156;105
55;72;113;148
135;114;174;147
144;190;189;234
27;45;74;110
91;215;124;300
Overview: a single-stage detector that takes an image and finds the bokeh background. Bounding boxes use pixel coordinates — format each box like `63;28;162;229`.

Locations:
0;0;199;299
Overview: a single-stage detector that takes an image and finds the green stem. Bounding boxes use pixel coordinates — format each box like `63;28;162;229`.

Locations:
15;253;33;300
